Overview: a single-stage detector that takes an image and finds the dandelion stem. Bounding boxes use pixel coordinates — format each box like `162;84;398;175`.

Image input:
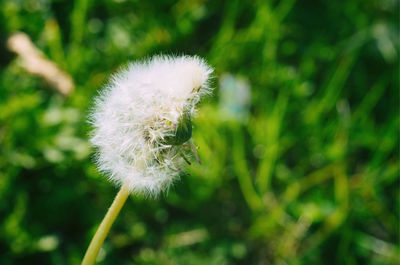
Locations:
81;182;130;265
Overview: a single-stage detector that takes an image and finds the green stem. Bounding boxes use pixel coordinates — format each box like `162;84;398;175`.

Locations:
81;183;130;265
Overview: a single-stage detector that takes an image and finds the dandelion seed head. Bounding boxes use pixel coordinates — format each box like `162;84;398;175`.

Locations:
89;55;213;196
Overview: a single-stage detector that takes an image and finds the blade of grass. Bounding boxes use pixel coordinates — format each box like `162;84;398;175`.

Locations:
232;125;264;212
256;91;288;193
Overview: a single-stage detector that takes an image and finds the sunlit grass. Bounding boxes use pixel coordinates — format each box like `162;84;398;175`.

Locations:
0;0;398;264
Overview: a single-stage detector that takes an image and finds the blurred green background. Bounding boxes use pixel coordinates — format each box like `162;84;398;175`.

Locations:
0;0;398;264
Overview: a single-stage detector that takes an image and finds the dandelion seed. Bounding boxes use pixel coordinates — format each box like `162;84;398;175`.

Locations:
89;55;213;196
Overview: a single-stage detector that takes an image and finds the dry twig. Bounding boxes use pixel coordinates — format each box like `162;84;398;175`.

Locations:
7;32;74;96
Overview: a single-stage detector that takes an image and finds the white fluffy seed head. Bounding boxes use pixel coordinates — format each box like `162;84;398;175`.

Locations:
89;55;213;196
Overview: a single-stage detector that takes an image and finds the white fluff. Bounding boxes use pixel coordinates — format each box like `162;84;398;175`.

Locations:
89;55;213;196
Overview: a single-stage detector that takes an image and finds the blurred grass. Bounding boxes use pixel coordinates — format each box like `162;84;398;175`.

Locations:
0;0;398;264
